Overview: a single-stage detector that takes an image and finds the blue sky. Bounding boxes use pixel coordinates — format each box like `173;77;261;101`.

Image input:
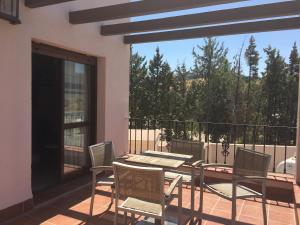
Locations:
132;0;300;74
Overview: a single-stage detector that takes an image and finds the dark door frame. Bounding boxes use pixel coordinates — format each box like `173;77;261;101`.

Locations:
32;42;97;181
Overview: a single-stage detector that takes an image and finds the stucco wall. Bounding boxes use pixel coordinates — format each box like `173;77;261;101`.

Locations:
207;144;296;173
0;0;130;210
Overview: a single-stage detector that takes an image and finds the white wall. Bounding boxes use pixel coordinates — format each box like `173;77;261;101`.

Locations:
0;0;130;210
207;144;296;174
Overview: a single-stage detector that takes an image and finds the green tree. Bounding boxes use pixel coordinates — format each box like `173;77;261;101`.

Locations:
129;49;148;119
262;46;288;127
192;38;233;141
186;79;204;121
287;42;299;127
245;36;259;79
173;63;189;120
245;36;260;123
148;47;175;120
232;45;247;124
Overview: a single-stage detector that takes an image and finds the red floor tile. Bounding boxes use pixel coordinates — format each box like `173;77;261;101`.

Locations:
6;184;298;225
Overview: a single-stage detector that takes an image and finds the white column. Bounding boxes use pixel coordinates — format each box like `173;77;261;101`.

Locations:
296;61;300;184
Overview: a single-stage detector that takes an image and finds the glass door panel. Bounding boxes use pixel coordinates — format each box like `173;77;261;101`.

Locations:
63;61;91;176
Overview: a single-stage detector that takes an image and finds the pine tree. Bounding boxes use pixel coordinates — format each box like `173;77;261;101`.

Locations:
192;38;233;141
262;46;288;127
174;63;188;120
245;36;259;79
244;36;260;123
129;49;148;119
148;47;175;120
289;42;299;77
287;42;299;127
192;38;228;80
232;44;246;124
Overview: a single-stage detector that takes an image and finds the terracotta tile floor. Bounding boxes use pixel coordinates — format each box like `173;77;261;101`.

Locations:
7;185;297;225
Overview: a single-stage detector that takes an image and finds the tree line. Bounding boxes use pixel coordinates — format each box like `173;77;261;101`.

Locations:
130;37;300;144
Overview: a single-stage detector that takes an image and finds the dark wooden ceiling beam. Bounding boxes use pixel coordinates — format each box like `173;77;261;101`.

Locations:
69;0;249;24
25;0;75;8
102;1;299;36
124;17;300;44
297;0;300;8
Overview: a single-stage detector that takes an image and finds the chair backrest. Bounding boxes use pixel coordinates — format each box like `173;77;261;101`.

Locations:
113;162;164;205
88;141;114;167
170;139;205;163
233;147;271;178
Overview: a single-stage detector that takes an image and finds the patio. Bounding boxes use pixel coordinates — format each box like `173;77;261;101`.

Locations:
6;181;297;225
1;0;300;224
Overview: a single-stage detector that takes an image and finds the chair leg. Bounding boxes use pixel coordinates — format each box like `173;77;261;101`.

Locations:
114;208;118;225
199;186;204;220
90;184;96;217
111;187;115;204
178;179;182;225
262;198;267;225
231;200;236;225
262;182;267;225
191;167;195;217
199;168;204;221
232;183;237;225
190;184;195;223
114;195;119;225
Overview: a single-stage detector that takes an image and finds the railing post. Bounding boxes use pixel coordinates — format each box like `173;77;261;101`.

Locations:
296;61;300;184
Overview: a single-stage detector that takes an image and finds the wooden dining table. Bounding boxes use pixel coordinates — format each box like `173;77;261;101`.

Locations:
143;150;193;161
123;154;186;169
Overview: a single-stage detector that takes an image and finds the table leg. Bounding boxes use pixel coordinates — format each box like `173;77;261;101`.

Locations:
179;179;182;225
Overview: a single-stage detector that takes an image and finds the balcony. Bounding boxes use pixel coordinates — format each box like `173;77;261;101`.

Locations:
4;118;299;225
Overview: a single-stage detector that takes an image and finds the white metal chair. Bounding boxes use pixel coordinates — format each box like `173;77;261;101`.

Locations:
88;142;115;217
199;147;271;225
113;162;183;225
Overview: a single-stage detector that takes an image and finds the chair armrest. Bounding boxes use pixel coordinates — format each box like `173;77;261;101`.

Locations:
115;155;128;160
90;166;113;174
200;163;233;169
234;175;267;182
165;175;182;197
192;160;205;167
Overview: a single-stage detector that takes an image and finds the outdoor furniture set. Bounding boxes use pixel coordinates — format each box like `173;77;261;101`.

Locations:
88;139;271;225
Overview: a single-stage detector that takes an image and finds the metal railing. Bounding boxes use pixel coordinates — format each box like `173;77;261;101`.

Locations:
128;118;297;174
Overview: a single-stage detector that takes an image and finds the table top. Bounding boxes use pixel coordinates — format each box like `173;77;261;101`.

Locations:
143;150;193;161
124;154;185;169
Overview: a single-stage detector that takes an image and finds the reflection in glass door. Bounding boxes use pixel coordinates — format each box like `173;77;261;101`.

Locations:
63;61;93;176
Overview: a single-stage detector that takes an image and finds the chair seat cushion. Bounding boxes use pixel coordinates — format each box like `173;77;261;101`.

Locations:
120;197;162;216
97;174;114;186
165;171;192;183
206;183;262;199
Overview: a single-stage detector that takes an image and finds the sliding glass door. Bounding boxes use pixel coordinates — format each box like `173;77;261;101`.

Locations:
63;61;95;177
32;43;97;185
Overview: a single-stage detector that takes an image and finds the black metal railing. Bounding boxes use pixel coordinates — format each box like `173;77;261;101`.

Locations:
128;118;297;174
